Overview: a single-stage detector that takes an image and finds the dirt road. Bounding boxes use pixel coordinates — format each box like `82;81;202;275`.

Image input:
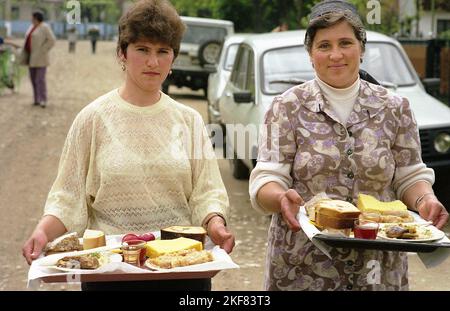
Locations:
1;40;449;291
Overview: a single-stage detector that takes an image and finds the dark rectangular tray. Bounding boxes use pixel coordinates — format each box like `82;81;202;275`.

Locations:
314;235;450;253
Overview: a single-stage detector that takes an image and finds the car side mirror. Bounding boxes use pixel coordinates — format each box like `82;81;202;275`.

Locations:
233;91;254;104
422;78;440;96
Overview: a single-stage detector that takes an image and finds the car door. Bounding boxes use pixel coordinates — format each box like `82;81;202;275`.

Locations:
220;44;257;162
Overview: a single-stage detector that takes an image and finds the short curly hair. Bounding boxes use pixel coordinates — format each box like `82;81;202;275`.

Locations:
116;0;186;59
304;11;366;54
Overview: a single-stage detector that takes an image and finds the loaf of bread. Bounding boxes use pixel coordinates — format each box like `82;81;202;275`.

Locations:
161;226;207;245
315;200;361;229
82;229;106;250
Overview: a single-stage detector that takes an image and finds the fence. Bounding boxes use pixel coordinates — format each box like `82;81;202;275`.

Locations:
0;20;118;40
399;38;450;105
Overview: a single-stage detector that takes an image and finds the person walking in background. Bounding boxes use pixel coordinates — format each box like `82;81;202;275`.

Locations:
67;27;77;53
271;21;289;32
20;11;56;108
87;26;100;54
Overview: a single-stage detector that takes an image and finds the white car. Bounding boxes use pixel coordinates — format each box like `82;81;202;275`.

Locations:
207;34;250;125
218;30;450;208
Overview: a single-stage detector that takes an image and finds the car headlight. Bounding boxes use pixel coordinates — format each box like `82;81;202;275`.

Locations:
434;132;450;154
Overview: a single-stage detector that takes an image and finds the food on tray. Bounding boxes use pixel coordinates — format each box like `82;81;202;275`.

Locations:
56;253;102;269
357;194;414;223
147;248;213;269
304;192;331;222
161;226;207;245
379;224;433;240
145;237;203;258
138;232;156;242
122;232;155;243
82;229;106;250
45;232;83;255
314;200;361;230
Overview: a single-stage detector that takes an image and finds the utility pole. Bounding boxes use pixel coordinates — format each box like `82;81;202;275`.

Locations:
431;0;436;37
415;0;420;37
2;0;12;36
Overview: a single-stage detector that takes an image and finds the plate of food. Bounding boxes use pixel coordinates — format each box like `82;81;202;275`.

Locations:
377;223;446;242
47;251;122;272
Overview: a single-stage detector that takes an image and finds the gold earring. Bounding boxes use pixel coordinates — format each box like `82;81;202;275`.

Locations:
121;62;126;71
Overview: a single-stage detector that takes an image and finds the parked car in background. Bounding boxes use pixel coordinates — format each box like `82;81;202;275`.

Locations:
207;34;250;125
218;30;450;209
163;16;234;96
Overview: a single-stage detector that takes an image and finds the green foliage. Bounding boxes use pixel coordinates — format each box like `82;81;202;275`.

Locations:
439;30;450;40
348;0;400;36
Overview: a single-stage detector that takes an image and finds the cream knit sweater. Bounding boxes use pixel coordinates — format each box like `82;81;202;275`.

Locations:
44;89;229;235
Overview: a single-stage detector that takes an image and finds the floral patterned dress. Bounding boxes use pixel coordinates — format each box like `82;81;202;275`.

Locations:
257;79;424;290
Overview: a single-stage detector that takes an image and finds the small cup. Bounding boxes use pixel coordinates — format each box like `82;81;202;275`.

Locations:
353;219;379;240
121;240;146;266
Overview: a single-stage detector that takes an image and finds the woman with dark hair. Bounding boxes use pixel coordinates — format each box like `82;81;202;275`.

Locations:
21;11;56;108
22;0;234;291
249;0;448;291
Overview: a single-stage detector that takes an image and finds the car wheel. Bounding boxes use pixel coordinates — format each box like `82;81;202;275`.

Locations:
198;39;222;66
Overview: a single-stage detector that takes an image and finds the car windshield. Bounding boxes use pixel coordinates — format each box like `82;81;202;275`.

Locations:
262;46;314;94
361;42;416;87
182;25;227;44
224;44;240;71
262;42;417;94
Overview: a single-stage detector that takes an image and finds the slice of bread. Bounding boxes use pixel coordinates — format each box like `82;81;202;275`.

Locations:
82;229;106;250
315;200;361;229
45;232;83;255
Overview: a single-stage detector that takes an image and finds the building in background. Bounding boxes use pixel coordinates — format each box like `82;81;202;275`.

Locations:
399;0;450;38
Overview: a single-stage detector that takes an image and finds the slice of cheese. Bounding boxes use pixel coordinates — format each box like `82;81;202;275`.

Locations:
357;193;407;214
145;237;203;258
83;229;106;250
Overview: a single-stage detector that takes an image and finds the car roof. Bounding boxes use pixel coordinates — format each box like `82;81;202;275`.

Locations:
181;16;234;27
241;29;401;52
224;33;253;44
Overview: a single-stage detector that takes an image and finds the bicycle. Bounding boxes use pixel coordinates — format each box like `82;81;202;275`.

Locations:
0;44;23;94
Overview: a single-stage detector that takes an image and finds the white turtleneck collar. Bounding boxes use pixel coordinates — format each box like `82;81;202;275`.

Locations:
315;75;361;125
315;75;360;100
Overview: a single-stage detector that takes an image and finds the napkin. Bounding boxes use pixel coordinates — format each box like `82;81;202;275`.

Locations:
27;234;239;290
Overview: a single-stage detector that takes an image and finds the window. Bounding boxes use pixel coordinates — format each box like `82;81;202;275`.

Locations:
182;25;227;44
224;44;239;71
230;46;250;90
361;43;416;86
437;19;450;36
